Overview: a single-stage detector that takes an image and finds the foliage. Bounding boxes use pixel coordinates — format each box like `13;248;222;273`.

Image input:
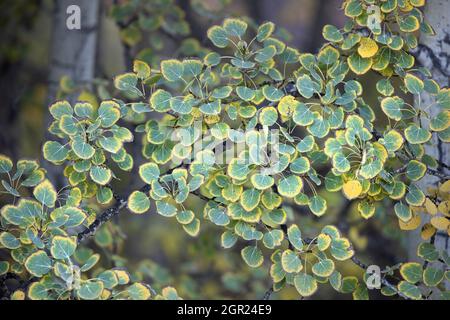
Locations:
1;0;450;300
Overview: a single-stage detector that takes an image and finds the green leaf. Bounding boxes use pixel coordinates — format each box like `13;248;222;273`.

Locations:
417;242;439;262
423;267;444;287
1;200;39;227
43;141;69;163
176;210;195;225
296;74;316;98
296;135;315;153
406;160;426;181
59;115;78;135
241;245;264;268
322;24;343;42
381;130;404;152
199;100;221;115
294;273;318;297
150;89;172;112
89;166;112;185
262;86;284;102
74;102;95;119
400;262;423;284
236;86;255;101
208;208;230;226
49;101;72;120
330;238;354;261
312;259;335;277
0;154;13;173
341;276;358;293
77;281;104;300
133;60;151;79
183;218;200;237
257;21;275;42
0;232;20;249
80;254;100;272
399;15;420;33
287;225;303;250
114;73;139;93
223;18;247;37
281;249;303;273
50;236;77;260
290;157;310;174
33;179;57;208
293;103;314;126
348;53;372;75
211;86;232;99
98;101;121;128
221;231;238;248
430;111;450;132
0;261;9;275
25;251;52;277
128;191;150;214
317;234;331;251
128;283;152;300
98;136;122;154
207;26;229;47
404;73;424;94
333;152;350;173
27;282;48;300
251;174;274;190
259;107;278;126
156;200;177;217
309;195;327;216
184;60;203;79
277;175;303;198
405;184;425;206
139;162;160;184
71;135;95;160
381;97;403;121
376;79;394;96
2;180;19;197
398;281;421;300
262;229;284;249
161;59;184;82
437;89;450;109
98;270;119;289
318;45;339;65
240;188;261;212
255;45;277;63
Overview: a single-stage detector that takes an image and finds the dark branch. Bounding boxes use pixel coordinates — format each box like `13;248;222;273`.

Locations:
76;184;150;244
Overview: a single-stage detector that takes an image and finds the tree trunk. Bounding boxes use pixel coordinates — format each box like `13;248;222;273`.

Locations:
43;0;100;186
410;1;450;288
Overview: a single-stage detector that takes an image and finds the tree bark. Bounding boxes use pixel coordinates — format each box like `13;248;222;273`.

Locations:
43;0;100;186
410;1;450;288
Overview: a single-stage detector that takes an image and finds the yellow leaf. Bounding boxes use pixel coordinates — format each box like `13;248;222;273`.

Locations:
11;290;25;300
440;180;450;193
343;180;362;199
430;216;450;230
400;2;414;12
101;289;112;300
438;201;450;216
424;198;437;215
358;37;379;58
399;214;421;230
420;223;436;240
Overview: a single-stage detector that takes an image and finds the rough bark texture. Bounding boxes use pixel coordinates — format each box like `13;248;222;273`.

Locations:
410;1;450;288
43;0;100;186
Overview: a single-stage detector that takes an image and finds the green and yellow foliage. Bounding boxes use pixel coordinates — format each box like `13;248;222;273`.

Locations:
1;0;449;300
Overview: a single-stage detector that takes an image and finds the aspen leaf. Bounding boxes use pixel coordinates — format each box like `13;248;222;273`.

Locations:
343;180;362;199
358;37;378;58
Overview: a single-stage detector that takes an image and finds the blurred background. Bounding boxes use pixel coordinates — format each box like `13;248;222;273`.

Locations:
0;0;409;299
